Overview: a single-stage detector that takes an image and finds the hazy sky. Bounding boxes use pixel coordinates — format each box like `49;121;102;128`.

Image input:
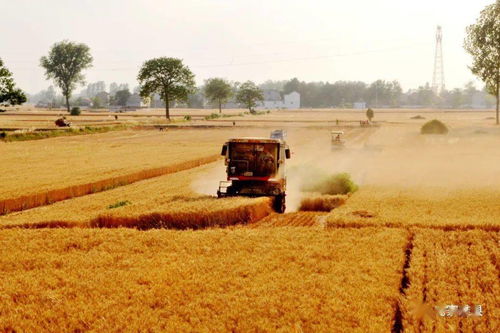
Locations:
1;0;493;94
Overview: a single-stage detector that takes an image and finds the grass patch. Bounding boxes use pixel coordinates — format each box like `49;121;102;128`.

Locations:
204;113;220;120
0;125;128;142
204;113;244;120
107;200;131;209
247;110;269;115
420;119;448;134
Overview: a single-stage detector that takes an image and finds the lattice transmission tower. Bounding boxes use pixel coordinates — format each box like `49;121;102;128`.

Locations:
432;25;445;94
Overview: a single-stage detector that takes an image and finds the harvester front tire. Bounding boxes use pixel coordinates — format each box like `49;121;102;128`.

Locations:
274;195;286;213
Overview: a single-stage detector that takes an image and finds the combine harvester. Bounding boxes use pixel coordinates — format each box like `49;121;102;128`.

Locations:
217;132;291;213
331;130;345;150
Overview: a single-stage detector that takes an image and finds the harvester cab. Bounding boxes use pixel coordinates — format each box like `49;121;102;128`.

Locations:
217;137;291;213
331;130;345;150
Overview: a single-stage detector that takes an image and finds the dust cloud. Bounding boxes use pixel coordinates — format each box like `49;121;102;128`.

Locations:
191;161;226;197
192;122;500;211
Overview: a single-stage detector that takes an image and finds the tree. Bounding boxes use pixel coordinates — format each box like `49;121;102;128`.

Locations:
366;80;402;107
137;57;195;120
0;58;26;107
366;108;374;121
283;78;301;94
449;88;464;109
91;96;102;109
114;89;131;107
204;78;233;113
259;79;287;91
236;81;264;112
40;41;93;113
464;1;500;124
187;87;204;108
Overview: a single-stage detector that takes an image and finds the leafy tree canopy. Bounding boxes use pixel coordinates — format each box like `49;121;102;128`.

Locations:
114;89;131;107
138;57;195;119
236;81;264;111
40;40;93;112
0;58;27;107
204;78;232;113
464;0;500;124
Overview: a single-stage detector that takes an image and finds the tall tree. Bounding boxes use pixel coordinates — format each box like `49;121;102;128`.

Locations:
204;78;232;113
40;40;93;113
114;89;131;107
464;0;500;124
0;58;27;107
137;57;195;120
236;81;264;112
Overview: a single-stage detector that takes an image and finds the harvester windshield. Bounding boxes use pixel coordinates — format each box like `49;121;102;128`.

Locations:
229;142;277;177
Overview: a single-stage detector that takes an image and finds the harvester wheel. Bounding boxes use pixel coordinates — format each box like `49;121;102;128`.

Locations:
274;195;286;213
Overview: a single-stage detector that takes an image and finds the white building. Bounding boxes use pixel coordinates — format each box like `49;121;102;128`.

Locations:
284;91;300;109
353;102;367;109
256;90;300;109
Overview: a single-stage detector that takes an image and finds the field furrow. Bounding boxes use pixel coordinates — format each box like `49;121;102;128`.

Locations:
401;229;499;332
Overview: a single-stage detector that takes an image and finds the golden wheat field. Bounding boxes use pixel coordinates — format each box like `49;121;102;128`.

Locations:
0;127;281;214
401;229;499;332
0;163;272;229
0;227;408;332
1;109;499;331
326;186;500;230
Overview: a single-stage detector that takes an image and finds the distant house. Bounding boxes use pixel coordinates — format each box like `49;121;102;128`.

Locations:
353;102;367;109
256;90;300;109
284;91;300;109
260;90;283;109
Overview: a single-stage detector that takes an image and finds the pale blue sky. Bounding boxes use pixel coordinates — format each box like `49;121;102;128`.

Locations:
0;0;493;93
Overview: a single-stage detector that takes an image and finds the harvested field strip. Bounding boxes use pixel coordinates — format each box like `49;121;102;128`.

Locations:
326;186;500;231
0;164;272;230
0;128;258;202
401;229;499;332
250;212;328;228
4;197;272;231
0;227;408;331
0;155;219;215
